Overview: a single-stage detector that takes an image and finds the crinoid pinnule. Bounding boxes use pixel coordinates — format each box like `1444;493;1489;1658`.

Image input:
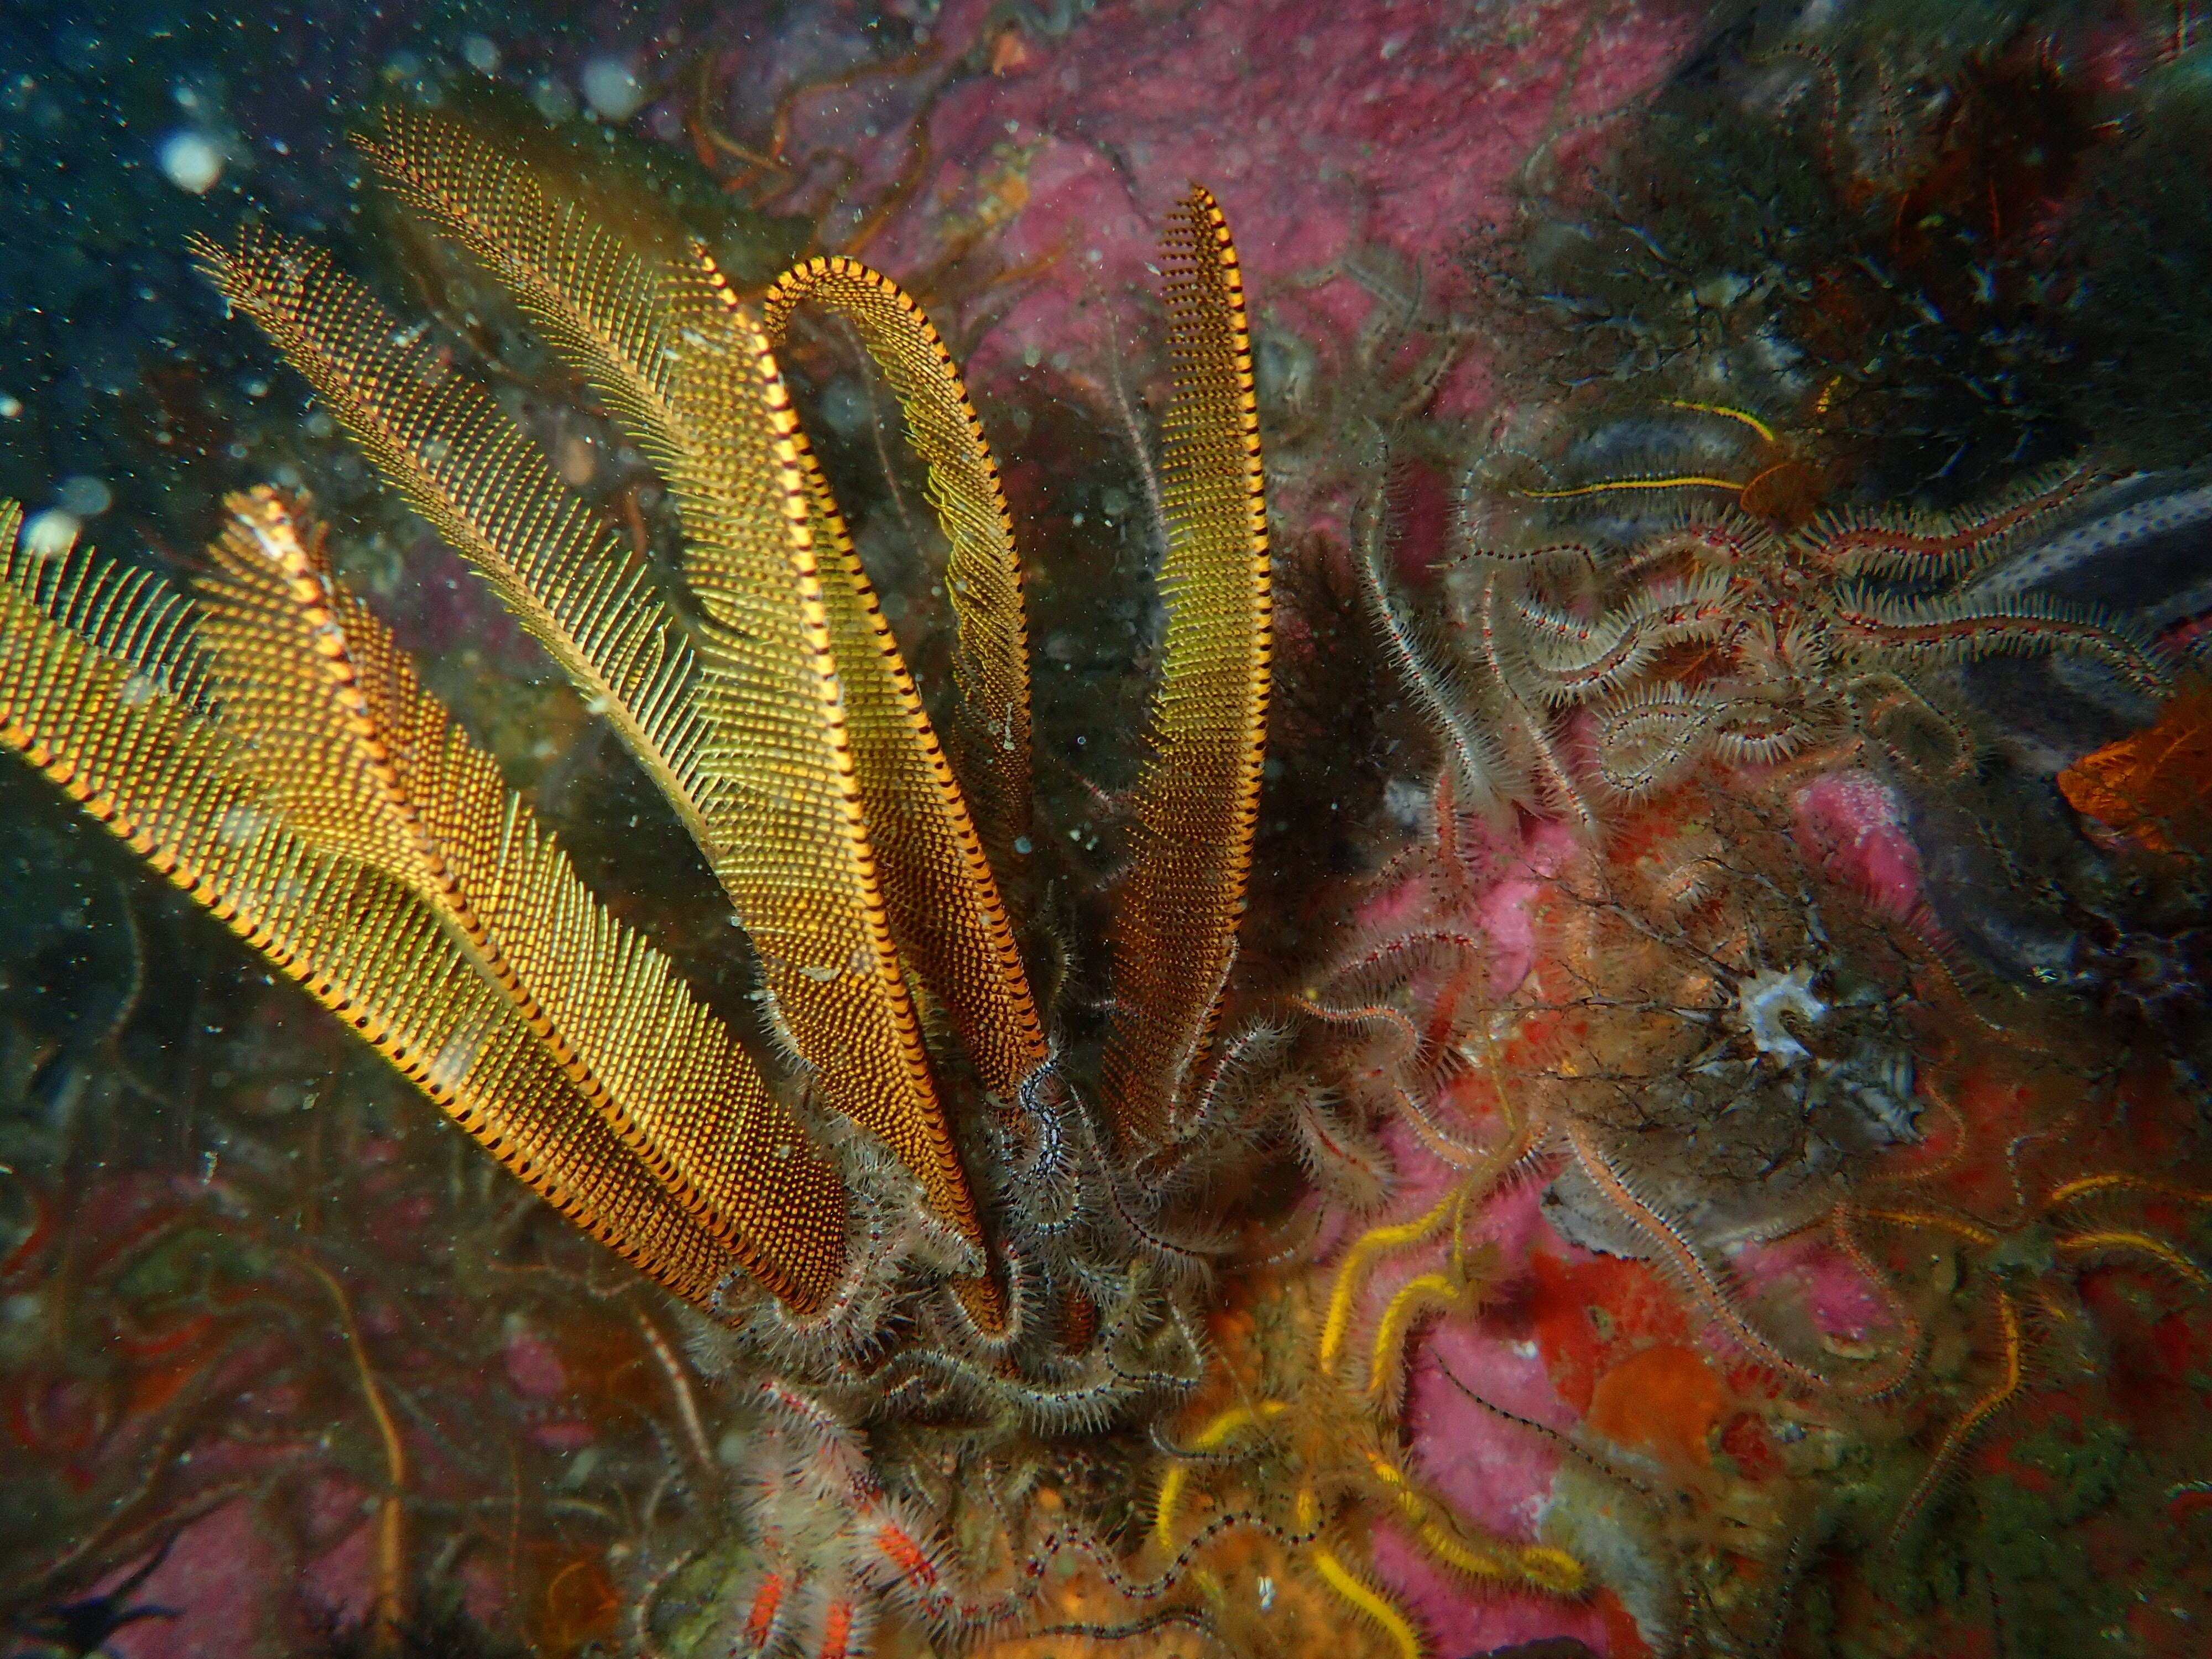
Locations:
1;100;1285;1653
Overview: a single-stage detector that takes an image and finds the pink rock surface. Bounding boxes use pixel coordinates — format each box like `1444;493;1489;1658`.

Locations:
1337;843;1615;1649
932;0;1673;358
1791;769;1924;919
706;0;1697;411
1735;1227;1897;1347
505;1323;571;1400
103;1500;281;1659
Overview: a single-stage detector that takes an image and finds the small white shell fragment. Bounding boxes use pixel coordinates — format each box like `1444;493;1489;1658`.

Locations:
1735;963;1826;1062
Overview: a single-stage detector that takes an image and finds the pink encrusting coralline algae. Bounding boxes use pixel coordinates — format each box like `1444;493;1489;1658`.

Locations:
696;0;1699;404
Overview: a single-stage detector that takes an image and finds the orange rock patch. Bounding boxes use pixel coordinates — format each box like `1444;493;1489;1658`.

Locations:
1585;1343;1728;1468
2058;685;2212;853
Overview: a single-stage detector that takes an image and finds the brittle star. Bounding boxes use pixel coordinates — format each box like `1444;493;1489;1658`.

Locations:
10;1536;180;1659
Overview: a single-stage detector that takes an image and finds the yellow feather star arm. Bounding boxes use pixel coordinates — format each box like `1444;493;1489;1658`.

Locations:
794;460;1034;1330
1104;186;1273;1146
192;227;717;860
0;502;823;1310
677;276;984;1254
349;105;983;1250
188;488;847;1308
354;104;721;498
762;309;1048;1113
761;256;1035;869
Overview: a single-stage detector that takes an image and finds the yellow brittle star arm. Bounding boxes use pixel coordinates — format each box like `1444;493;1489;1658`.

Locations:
1522;474;1747;500
1659;398;1779;442
2044;1172;2212;1209
1366;1457;1585;1595
1296;1486;1423;1659
1323;1193;1459;1372
1153;1399;1287;1550
2057;1229;2211;1288
1368;1272;1464;1408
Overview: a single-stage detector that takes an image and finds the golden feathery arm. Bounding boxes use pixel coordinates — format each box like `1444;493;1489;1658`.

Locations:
0;502;841;1310
759;266;1048;1112
762;257;1036;872
1103;186;1273;1147
186;489;847;1303
194;228;718;862
351;103;987;1253
676;274;987;1254
785;453;1040;1329
355;105;721;499
785;452;1049;1105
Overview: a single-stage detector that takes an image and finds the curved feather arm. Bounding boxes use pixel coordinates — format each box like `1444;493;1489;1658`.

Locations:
782;436;1049;1115
762;256;1034;871
672;279;987;1255
0;499;843;1312
193;228;717;861
1104;187;1272;1146
349;104;985;1254
190;487;844;1303
758;258;1047;1107
355;104;723;499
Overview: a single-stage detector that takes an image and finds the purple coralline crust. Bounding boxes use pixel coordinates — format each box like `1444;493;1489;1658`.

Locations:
1791;771;1924;920
798;0;1696;411
1734;1227;1897;1348
99;1500;275;1659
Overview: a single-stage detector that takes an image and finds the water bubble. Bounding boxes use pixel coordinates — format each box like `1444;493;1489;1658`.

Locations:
531;75;576;123
819;377;870;439
158;130;223;194
579;56;646;122
54;28;109;74
56;476;111;518
19;509;82;560
460;34;500;74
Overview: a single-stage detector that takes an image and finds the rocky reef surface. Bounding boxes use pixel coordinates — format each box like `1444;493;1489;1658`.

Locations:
4;3;2211;1658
